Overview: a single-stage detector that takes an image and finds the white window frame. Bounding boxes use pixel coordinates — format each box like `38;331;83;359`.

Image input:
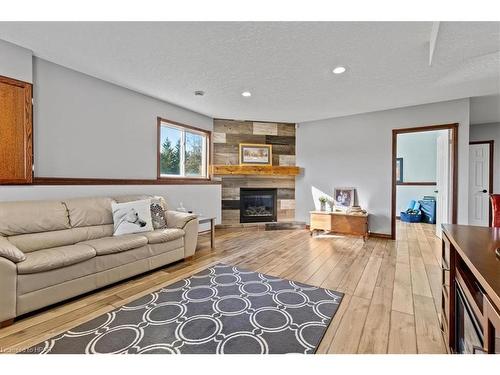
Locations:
158;119;210;179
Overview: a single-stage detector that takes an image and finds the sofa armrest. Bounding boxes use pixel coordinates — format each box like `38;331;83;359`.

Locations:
166;210;198;229
0;236;26;263
0;257;17;322
165;211;198;257
182;219;199;257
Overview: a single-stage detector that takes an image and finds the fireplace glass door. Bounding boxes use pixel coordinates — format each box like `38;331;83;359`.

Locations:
240;188;277;223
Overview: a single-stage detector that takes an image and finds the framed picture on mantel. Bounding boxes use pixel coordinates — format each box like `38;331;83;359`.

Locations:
239;143;272;166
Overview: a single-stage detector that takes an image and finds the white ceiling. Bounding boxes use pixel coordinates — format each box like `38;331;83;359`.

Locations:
0;22;499;123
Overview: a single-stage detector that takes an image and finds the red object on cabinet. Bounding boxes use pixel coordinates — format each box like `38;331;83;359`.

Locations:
491;194;500;228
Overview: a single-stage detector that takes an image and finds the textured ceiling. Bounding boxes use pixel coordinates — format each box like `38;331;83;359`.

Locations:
0;21;499;122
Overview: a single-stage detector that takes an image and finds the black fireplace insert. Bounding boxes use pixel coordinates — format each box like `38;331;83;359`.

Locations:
240;188;277;223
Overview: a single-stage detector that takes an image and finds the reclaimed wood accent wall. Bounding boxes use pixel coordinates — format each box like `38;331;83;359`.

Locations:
213;119;296;225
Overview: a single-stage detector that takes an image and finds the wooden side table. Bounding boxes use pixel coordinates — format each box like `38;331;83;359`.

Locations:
309;210;368;240
198;216;216;249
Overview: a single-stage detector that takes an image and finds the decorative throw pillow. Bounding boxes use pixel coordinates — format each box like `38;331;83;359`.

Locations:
111;199;154;236
150;202;167;229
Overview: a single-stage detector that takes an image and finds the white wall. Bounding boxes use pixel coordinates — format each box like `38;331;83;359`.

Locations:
397;131;439;182
0;44;220;226
0;39;32;83
395;131;443;215
0;185;220;231
296;98;470;235
33;58;212;179
469;122;500;193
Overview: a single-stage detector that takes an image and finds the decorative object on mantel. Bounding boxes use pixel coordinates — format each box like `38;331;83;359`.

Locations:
319;196;328;211
211;165;300;176
333;187;355;210
239;143;272;166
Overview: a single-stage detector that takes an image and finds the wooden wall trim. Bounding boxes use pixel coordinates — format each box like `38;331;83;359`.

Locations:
391;123;459;240
397;182;437;186
32;177;221;185
369;232;393;239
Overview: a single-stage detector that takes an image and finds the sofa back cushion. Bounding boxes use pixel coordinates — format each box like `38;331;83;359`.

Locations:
8;224;114;253
63;197;114;227
0;200;70;236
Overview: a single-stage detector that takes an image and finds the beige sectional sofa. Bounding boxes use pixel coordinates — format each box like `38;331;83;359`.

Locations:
0;195;198;325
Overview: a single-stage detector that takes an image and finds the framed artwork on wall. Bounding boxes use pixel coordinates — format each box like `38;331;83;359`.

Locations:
396;157;403;183
239;143;272;166
334;187;355;209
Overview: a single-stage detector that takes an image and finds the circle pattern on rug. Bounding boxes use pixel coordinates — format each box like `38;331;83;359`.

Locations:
214;295;250;316
176;316;222;344
86;325;143;354
144;302;186;325
250;307;292;332
25;263;343;354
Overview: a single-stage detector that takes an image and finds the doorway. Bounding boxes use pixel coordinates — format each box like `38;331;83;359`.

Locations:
391;123;458;240
468;140;494;226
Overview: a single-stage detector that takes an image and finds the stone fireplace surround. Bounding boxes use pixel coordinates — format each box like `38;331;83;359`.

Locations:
212;119;297;227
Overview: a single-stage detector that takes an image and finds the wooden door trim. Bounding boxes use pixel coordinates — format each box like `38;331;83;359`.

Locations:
391;123;459;240
469;140;494;226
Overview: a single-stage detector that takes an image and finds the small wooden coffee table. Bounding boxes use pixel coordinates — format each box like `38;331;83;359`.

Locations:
198;216;216;249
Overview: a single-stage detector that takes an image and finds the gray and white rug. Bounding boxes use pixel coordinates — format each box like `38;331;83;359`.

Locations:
24;263;343;354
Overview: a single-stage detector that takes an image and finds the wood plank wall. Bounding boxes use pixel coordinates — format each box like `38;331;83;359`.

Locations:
213;119;296;225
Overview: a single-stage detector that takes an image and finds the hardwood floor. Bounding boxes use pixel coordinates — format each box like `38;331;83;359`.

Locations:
0;221;446;354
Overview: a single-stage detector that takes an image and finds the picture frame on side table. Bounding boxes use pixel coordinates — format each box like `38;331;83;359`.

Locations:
334;187;355;210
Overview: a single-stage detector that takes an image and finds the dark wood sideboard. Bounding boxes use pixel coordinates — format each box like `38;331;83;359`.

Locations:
441;225;500;354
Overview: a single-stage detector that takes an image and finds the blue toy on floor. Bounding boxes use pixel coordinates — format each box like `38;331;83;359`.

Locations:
400;200;423;223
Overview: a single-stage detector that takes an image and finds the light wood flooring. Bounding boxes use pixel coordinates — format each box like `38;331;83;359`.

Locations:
0;221;446;354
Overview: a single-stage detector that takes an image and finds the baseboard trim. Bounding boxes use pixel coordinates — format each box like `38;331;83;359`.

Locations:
369;232;392;239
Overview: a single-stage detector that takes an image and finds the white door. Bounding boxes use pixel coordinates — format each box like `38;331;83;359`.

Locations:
468;143;490;226
435;131;451;238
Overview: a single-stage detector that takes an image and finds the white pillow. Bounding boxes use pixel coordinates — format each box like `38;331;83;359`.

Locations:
111;199;154;236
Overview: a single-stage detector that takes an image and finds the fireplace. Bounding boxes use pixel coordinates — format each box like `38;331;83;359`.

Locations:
240;188;277;223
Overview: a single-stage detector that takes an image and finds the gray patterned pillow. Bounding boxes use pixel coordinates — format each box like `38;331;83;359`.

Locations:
150;202;167;229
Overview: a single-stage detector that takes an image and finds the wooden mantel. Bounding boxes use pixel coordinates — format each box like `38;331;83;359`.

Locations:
212;165;300;176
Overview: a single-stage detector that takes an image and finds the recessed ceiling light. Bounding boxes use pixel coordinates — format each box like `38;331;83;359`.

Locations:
332;66;347;74
241;91;252;97
194;90;205;96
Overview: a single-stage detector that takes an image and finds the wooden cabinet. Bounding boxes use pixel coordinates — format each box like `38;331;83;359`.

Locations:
484;296;500;354
441;225;500;354
309;211;368;240
0;75;33;184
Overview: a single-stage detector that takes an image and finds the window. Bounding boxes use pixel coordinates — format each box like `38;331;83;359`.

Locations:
158;118;210;179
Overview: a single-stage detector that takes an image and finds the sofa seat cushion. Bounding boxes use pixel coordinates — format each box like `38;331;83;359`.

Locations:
143;228;185;244
82;234;148;256
17;244;96;275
